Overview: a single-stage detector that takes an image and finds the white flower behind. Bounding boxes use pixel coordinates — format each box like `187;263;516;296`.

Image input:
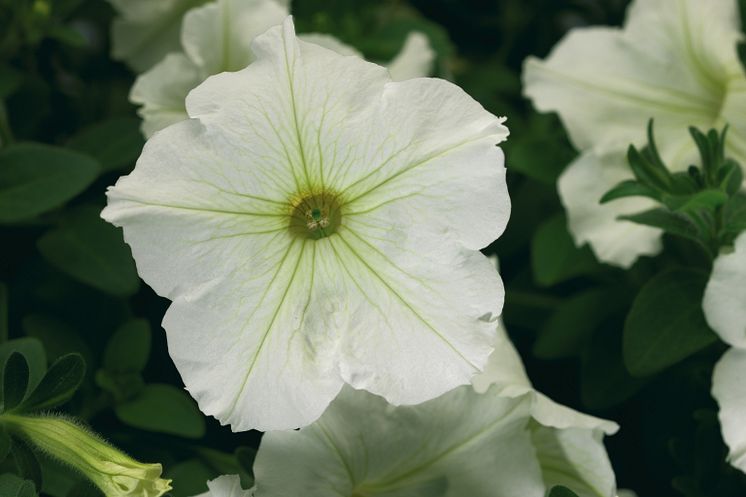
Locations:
705;232;746;473
102;18;510;432
130;0;436;138
193;476;251;497
250;326;617;497
523;0;746;267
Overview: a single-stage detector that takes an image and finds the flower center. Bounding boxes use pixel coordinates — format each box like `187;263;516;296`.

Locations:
289;191;342;240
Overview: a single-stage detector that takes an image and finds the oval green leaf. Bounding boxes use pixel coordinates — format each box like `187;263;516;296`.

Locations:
115;384;206;439
0;143;99;223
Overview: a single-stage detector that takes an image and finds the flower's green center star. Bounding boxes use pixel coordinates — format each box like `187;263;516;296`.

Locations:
289;191;343;240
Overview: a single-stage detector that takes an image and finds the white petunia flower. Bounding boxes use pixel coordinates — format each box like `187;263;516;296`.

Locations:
193;475;251;497
130;0;436;138
251;327;617;497
523;0;746;268
705;231;746;473
102;18;510;432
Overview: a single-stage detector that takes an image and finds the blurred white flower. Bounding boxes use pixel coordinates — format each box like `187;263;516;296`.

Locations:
103;18;510;432
128;0;435;137
251;326;618;497
194;475;251;497
523;0;746;267
107;0;215;72
705;231;746;473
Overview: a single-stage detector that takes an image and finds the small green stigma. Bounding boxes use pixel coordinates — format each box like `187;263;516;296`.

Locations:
289;191;342;240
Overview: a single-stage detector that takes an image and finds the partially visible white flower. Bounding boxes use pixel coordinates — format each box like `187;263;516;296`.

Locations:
705;232;746;474
473;326;619;497
251;326;617;497
103;18;510;432
523;0;746;268
193;475;251;497
131;0;436;138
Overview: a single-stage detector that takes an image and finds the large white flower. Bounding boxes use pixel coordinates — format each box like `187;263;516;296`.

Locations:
251;327;618;497
129;0;435;138
523;0;746;267
102;18;510;432
705;231;746;473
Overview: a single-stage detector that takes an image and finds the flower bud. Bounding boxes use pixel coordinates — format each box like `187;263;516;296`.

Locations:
3;414;171;497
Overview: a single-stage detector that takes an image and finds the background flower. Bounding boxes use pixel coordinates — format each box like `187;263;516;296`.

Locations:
251;326;617;497
705;232;746;473
523;0;746;267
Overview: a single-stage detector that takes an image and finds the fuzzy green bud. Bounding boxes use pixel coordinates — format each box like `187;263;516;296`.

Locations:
3;414;171;497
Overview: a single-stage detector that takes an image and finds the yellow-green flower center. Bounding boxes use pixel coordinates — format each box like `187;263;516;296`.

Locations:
289;191;342;240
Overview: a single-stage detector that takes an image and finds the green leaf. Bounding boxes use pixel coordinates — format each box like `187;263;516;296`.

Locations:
0;282;7;343
548;486;580;497
0;474;38;497
600;179;661;204
619;208;701;242
581;324;646;410
723;193;746;242
0;143;99;223
623;269;717;377
0;339;47;397
47;25;87;48
67;118;144;174
103;319;151;373
37;205;140;297
0;66;23;99
717;159;743;195
18;353;85;412
671;189;728;213
115;384;206;439
94;369;145;403
166;459;215;497
22;315;92;365
3;352;30;411
0;423;11;463
11;439;43;492
531;214;599;286
533;288;626;359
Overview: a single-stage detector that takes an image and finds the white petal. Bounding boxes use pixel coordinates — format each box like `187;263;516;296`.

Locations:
297;33;362;57
181;0;288;75
712;348;746;473
558;151;662;268
703;232;746;348
532;425;617;497
130;53;202;138
387;32;436;81
105;18;510;431
108;0;209;72
523;0;742;160
253;386;545;497
326;229;504;405
193;475;251;497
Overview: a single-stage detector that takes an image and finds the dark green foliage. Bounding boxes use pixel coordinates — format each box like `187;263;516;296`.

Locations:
623;270;717;377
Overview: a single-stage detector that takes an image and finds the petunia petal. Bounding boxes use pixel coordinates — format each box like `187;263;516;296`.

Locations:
180;0;287;75
702;232;746;348
557;151;662;268
532;424;616;497
712;348;746;473
253;385;545;497
523;0;742;160
130;53;203;138
194;475;251;497
387;32;436;81
108;0;210;72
